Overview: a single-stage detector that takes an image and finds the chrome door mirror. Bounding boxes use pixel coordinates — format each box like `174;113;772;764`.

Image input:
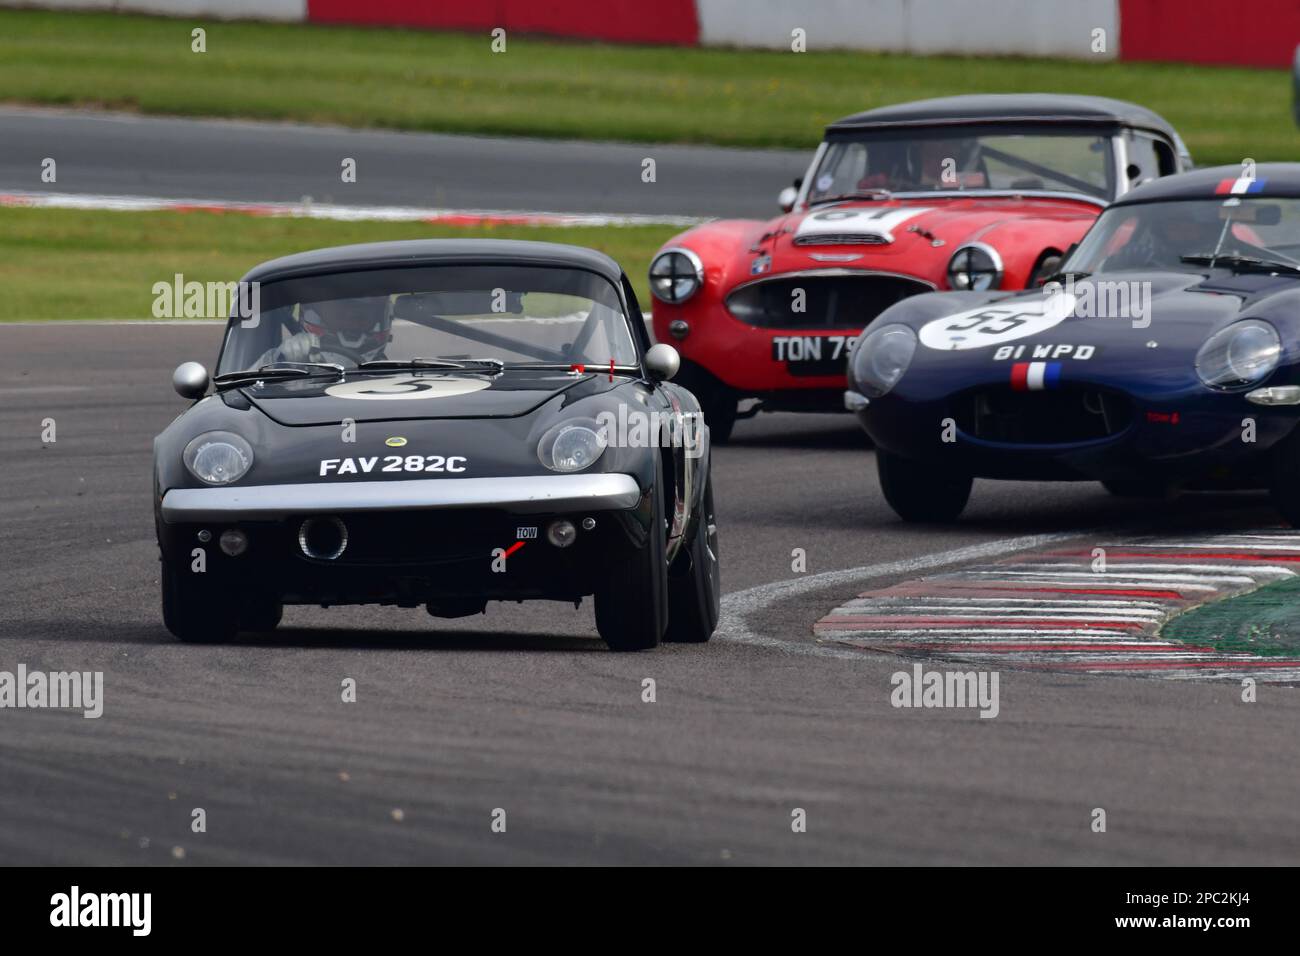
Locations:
173;361;210;399
644;343;680;381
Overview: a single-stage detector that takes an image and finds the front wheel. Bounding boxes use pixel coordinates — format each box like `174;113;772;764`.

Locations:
1270;429;1300;526
595;468;669;651
1102;479;1170;499
876;449;972;523
161;562;239;643
239;596;284;633
674;364;737;444
665;476;721;643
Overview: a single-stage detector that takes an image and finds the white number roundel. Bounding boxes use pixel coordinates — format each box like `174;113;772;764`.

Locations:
324;375;491;400
918;293;1077;351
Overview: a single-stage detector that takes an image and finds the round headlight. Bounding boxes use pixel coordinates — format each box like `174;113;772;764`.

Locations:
947;243;1003;291
1196;319;1281;389
851;323;918;398
538;421;607;473
649;248;704;304
183;431;254;485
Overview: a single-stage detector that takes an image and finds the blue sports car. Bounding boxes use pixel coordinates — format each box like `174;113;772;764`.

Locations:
847;163;1300;523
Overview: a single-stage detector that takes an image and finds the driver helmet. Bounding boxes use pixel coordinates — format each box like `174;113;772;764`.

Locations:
1152;201;1225;248
301;296;391;363
914;138;973;187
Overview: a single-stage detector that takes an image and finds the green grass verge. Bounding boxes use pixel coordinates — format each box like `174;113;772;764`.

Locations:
1161;577;1300;658
0;207;676;321
1;9;1297;165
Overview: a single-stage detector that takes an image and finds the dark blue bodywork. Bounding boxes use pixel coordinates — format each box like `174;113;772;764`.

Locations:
849;272;1300;487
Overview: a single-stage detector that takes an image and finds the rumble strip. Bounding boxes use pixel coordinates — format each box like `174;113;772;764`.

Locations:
814;531;1300;682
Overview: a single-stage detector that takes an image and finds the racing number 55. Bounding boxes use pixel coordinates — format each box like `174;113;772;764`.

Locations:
940;309;1030;337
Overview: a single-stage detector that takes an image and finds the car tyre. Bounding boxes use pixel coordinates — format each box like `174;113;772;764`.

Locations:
595;465;669;651
239;597;284;633
674;363;737;444
161;562;239;643
665;475;721;643
877;449;972;523
1102;479;1170;499
1270;429;1300;526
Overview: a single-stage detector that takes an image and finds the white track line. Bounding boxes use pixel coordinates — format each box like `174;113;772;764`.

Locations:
1006;562;1295;576
821;629;1135;638
715;531;1091;659
0;189;707;228
825;605;1165;618
1119;541;1300;551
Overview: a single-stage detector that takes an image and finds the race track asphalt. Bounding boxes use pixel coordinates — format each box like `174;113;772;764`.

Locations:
3;321;1299;865
0;107;807;218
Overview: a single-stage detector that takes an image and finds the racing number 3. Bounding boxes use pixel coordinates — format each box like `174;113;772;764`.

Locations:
359;379;439;396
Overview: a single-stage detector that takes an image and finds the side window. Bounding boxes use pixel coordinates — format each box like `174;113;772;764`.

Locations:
1125;132;1176;187
811;143;867;198
1157;142;1176;176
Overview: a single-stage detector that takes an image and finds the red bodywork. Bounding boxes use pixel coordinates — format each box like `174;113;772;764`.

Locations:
652;195;1100;402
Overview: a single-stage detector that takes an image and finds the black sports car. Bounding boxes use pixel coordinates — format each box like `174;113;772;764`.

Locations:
846;163;1300;524
153;240;719;650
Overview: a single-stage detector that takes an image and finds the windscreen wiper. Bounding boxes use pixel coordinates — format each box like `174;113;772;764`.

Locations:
358;358;469;371
807;188;893;206
212;364;343;390
1180;254;1300;276
359;357;508;373
1039;269;1092;285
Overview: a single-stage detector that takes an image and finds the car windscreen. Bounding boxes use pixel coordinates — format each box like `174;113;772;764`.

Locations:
1065;198;1300;275
808;124;1117;202
217;264;639;374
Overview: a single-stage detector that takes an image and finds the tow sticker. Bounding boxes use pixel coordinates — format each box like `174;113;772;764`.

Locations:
918;293;1077;351
324;376;491;401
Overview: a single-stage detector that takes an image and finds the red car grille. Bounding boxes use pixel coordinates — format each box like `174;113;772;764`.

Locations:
792;234;890;246
725;273;932;330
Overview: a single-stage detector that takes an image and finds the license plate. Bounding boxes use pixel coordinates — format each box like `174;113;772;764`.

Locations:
772;334;856;376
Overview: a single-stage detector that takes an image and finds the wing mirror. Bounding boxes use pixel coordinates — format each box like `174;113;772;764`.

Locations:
643;343;680;381
173;361;210;399
779;177;802;212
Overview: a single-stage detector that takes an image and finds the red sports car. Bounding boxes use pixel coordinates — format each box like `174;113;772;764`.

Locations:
648;94;1191;441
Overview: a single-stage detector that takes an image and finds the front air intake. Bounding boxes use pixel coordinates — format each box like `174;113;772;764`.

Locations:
725;273;932;330
299;516;349;560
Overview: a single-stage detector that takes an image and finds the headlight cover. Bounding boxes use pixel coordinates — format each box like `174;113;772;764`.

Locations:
183;431;254;485
538;420;608;473
947;243;1003;291
851;323;918;398
649;248;704;304
1195;319;1281;389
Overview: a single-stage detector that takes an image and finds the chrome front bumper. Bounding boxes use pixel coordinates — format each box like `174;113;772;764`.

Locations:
161;473;643;523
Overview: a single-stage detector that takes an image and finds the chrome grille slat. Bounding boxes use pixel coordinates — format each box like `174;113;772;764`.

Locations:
793;234;889;246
